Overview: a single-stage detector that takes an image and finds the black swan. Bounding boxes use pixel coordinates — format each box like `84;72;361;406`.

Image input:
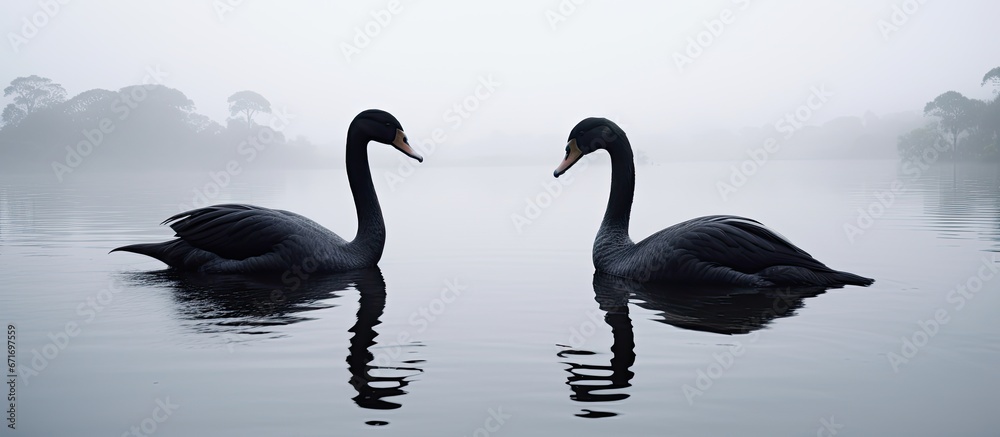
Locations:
112;109;422;273
553;117;873;287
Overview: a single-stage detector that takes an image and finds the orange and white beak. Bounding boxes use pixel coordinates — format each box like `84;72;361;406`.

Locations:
553;139;583;178
392;129;423;162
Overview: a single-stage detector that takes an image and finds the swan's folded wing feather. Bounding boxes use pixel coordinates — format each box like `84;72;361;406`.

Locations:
164;204;304;261
670;216;832;273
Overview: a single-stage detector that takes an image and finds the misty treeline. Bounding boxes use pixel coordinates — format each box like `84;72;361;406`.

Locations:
0;75;324;178
3;69;999;177
898;67;1000;161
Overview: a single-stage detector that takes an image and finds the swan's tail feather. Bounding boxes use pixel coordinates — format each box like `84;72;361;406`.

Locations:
824;270;875;287
110;239;199;270
758;266;874;287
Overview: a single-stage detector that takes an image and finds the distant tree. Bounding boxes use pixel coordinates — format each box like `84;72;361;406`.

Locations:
61;88;118;125
227;90;270;127
955;99;999;159
185;113;223;135
978;98;1000;155
897;122;943;161
2;75;67;126
983;66;1000;95
120;85;195;112
924;91;977;155
63;89;116;114
1;105;26;128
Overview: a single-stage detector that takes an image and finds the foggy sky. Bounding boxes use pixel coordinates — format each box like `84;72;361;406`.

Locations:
2;0;997;156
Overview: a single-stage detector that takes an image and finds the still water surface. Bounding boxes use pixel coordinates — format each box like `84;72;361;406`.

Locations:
1;160;998;436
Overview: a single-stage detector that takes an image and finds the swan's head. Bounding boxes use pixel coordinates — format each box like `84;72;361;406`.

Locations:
553;117;626;177
354;109;423;162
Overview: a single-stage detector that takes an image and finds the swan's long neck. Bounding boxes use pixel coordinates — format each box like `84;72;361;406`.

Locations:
594;139;636;266
345;129;385;263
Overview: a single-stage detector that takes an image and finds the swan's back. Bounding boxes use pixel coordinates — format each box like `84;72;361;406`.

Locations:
668;215;823;268
112;204;348;272
609;215;873;287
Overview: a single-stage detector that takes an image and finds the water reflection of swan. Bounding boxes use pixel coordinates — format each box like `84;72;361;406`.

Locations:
558;284;635;419
346;276;424;411
612;274;831;335
122;269;356;334
559;272;833;418
120;267;422;416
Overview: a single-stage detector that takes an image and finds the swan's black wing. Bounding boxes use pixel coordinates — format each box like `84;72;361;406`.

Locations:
642;215;874;286
669;215;831;273
163;204;335;261
627;215;847;286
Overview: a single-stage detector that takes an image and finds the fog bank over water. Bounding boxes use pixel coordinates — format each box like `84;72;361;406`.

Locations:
2;1;998;173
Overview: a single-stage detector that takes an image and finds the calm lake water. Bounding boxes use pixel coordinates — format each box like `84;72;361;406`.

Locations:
1;159;998;436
